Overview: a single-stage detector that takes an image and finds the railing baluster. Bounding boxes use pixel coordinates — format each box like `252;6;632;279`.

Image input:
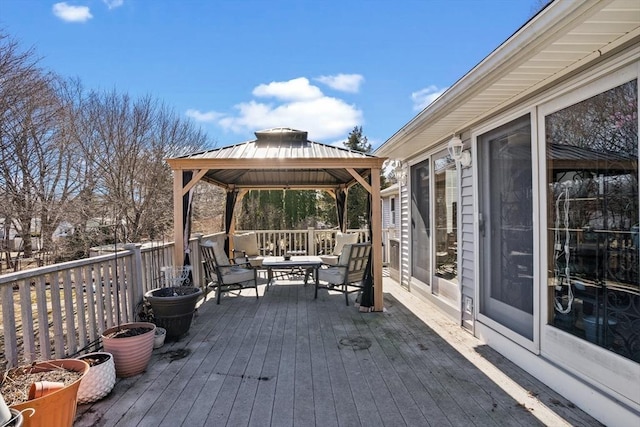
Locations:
1;282;18;366
63;269;77;356
75;266;88;352
19;278;36;363
50;271;65;358
36;275;50;361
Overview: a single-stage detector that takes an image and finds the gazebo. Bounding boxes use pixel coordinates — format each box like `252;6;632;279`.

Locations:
165;127;387;311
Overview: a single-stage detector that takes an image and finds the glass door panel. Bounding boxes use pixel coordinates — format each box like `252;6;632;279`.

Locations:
411;160;430;284
478;115;534;340
434;151;458;286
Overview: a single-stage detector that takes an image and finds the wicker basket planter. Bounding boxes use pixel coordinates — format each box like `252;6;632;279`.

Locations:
76;352;116;404
101;322;156;378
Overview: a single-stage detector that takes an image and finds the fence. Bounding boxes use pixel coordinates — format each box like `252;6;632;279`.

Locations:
0;228;390;368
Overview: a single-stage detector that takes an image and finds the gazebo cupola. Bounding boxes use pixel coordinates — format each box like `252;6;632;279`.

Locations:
254;127;308;145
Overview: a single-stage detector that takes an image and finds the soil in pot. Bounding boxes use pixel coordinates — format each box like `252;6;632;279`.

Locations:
1;363;84;406
2;359;89;427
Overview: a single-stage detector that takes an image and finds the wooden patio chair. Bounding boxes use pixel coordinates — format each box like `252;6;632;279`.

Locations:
316;242;371;305
200;240;259;304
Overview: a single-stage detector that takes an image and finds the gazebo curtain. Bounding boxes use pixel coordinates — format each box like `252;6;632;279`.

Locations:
182;170;194;282
335;188;347;233
224;189;239;253
359;175;374;308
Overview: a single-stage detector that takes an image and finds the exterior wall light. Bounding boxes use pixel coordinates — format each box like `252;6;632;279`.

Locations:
448;134;472;167
393;160;408;186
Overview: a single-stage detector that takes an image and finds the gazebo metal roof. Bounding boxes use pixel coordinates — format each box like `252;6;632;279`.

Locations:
170;128;381;190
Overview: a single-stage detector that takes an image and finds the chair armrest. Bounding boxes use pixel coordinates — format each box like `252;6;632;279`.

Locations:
231;249;251;265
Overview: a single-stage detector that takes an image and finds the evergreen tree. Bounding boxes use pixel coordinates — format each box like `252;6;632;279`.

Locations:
343;126;371;229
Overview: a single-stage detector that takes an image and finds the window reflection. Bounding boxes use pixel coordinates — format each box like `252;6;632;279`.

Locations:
546;79;639;362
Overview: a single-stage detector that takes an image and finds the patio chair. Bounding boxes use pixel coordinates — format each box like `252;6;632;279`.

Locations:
232;231;266;267
318;232;359;265
200;240;259;304
316;242;371;305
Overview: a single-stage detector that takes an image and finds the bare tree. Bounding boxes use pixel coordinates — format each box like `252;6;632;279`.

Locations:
0;33;83;257
78;90;210;243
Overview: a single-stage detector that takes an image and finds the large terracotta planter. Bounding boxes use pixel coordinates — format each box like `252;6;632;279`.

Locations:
144;286;202;339
101;322;155;378
76;352;116;404
9;359;89;427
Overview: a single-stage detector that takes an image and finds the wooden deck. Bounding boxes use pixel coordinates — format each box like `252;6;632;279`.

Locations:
75;274;602;426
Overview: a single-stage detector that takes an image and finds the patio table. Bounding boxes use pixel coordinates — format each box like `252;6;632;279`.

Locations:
262;255;323;291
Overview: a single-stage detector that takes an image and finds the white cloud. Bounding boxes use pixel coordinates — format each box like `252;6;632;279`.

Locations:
411;85;447;111
185;109;224;123
103;0;124;9
252;77;323;102
188;77;363;141
315;74;364;93
52;2;93;22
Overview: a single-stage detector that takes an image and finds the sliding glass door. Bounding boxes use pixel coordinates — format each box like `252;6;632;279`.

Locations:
478;115;534;340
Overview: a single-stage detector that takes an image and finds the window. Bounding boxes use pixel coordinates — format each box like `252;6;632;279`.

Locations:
390;197;396;226
546;79;638;362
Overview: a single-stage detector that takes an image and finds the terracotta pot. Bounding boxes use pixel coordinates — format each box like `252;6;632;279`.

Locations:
9;359;89;427
101;322;155;378
28;382;64;399
144;286;202;339
76;352;116;404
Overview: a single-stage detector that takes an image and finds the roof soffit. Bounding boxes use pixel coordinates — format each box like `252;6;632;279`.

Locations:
376;0;640;159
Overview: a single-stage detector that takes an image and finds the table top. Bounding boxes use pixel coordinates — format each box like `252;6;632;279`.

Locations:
262;255;323;267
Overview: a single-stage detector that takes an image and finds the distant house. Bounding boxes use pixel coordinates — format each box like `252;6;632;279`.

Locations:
381;183;399;230
375;1;639;426
381;183;400;280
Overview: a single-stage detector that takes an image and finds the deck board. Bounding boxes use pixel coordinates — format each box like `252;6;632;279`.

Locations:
75;276;603;427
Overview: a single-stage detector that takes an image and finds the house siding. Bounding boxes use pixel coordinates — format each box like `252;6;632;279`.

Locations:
399;183;411;289
460;159;475;331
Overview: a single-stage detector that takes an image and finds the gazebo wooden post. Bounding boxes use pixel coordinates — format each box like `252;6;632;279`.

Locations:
371;168;384;312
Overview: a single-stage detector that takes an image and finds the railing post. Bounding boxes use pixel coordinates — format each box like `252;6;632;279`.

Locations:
193;234;204;289
126;243;144;314
308;227;315;255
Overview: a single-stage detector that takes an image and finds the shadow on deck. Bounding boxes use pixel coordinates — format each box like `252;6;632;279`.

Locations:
75;275;602;426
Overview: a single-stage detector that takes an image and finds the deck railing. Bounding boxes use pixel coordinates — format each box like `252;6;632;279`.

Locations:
0;228;391;368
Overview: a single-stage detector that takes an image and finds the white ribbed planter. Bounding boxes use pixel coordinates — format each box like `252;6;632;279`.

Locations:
101;322;155;378
76;352;116;404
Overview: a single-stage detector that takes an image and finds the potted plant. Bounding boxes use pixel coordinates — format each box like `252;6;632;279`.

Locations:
144;266;203;339
2;358;90;427
101;322;156;378
75;352;116;404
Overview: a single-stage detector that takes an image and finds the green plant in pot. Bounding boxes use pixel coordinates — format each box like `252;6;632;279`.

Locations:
143;266;203;339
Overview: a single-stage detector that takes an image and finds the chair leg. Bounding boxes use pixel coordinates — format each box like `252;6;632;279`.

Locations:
217;283;222;304
345;285;350;306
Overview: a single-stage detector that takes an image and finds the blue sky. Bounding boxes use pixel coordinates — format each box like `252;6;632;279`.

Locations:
1;0;541;149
